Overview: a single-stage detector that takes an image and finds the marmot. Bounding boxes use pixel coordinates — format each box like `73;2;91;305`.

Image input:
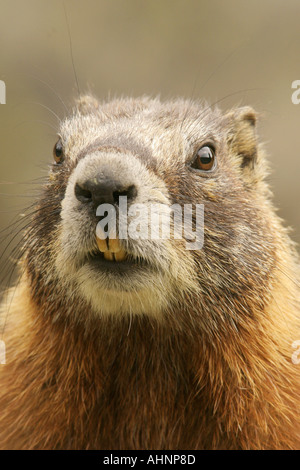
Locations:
0;95;300;450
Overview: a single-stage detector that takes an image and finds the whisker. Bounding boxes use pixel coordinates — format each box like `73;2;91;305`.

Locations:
0;201;56;237
63;0;80;97
30;101;62;123
10;100;62;124
12;119;58;132
0;203;60;265
25;74;70;115
0;176;48;185
12;72;70;116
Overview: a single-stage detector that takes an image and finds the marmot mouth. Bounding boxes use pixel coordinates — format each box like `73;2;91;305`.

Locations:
86;250;149;273
85;236;150;273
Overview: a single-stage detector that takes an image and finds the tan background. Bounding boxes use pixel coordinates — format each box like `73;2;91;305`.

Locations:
0;0;300;289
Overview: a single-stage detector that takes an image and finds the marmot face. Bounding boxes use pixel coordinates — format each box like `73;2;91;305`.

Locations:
24;96;276;326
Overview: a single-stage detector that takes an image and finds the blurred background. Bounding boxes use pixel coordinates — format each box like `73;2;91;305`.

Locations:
0;0;300;290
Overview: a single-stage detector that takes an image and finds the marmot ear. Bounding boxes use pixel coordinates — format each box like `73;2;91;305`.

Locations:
225;107;258;169
76;95;100;115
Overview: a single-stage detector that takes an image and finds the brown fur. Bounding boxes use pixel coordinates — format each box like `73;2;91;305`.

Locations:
0;96;300;449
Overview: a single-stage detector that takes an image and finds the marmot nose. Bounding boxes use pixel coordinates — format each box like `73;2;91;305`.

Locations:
74;179;137;207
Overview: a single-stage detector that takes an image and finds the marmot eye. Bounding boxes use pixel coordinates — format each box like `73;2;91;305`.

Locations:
53;140;64;164
191;145;216;172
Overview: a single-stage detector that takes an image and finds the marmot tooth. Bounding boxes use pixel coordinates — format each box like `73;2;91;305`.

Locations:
108;237;122;253
103;251;114;261
96;236;108;253
114;248;127;262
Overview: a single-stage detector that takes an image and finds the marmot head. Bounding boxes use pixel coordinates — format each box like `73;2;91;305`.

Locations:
24;95;277;332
